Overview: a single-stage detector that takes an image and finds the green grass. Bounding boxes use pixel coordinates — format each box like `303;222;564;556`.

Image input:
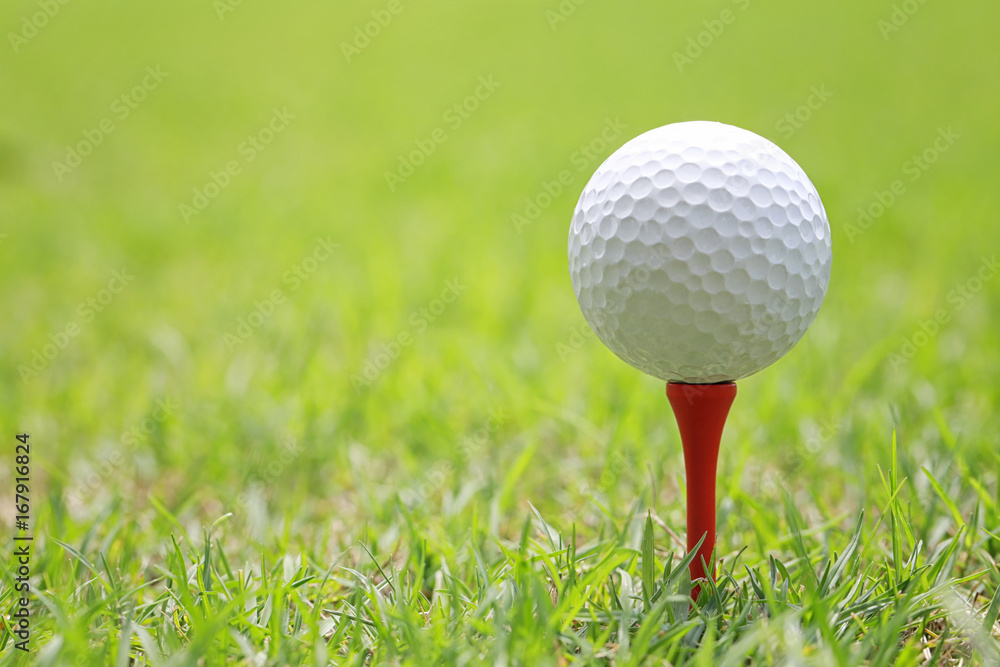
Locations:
2;0;1000;663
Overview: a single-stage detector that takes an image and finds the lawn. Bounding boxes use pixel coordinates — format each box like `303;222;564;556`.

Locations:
2;0;1000;664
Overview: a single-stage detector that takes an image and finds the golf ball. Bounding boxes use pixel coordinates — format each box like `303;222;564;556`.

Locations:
568;121;832;383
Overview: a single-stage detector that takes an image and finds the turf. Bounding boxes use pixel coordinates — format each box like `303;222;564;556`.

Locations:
2;0;1000;664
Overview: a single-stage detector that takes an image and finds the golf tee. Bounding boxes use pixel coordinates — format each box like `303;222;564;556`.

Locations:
666;381;737;600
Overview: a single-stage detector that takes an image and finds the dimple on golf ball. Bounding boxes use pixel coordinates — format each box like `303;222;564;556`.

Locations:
568;121;832;383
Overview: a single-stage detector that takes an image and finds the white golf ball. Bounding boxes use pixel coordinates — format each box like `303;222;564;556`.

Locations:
568;121;832;383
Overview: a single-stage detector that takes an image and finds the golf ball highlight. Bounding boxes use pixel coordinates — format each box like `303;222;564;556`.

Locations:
568;121;832;383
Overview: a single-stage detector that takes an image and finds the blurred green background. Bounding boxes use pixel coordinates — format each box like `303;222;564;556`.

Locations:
2;0;1000;661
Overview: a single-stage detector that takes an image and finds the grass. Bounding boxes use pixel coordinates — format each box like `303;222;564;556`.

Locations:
2;0;1000;663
